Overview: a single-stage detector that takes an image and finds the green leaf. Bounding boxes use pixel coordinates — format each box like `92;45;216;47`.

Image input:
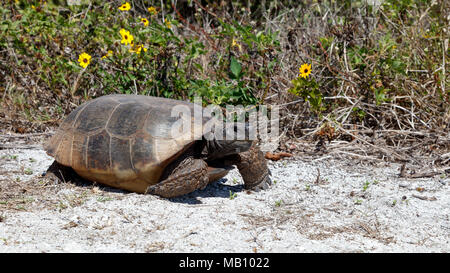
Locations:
230;56;242;79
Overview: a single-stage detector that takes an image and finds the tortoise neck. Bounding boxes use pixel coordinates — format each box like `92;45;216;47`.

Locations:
204;139;252;160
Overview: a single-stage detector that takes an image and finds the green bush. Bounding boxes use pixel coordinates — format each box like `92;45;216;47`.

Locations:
0;0;448;138
0;0;281;115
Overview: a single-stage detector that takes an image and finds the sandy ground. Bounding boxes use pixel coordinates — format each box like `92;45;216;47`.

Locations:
0;139;449;253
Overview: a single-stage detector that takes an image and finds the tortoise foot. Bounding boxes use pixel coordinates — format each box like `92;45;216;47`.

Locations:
236;142;272;192
245;175;272;191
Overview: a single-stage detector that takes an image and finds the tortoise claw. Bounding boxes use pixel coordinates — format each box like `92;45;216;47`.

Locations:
245;174;271;191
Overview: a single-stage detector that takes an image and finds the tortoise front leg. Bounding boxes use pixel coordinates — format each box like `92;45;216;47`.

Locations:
145;158;209;198
235;142;271;191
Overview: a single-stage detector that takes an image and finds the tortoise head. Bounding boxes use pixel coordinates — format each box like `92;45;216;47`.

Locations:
203;123;271;191
204;122;253;160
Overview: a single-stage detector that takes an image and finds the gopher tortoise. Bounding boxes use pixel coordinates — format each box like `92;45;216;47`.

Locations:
44;94;271;198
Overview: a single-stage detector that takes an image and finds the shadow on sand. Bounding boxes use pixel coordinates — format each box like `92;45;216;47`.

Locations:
44;161;244;203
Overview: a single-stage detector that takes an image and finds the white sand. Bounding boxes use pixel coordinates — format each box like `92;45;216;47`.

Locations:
0;142;449;252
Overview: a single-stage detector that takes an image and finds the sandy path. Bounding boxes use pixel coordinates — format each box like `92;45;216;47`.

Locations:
0;143;449;252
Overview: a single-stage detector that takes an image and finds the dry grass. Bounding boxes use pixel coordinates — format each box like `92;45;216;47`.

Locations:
0;150;120;213
240;204;395;246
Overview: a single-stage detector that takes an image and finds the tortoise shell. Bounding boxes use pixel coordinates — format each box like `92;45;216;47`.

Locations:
44;94;207;193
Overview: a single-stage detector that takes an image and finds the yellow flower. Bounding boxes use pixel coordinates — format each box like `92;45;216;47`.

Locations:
78;52;91;68
120;29;134;45
299;63;312;78
129;44;147;54
118;2;131;11
148;6;157;15
231;39;242;52
141;18;149;27
101;50;113;60
164;19;172;29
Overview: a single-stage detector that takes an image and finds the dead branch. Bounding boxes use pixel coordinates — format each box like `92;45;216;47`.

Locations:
411;194;437;201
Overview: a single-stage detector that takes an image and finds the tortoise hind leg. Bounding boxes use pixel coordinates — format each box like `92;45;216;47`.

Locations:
145;158;209;198
207;166;232;183
44;161;93;187
45;161;77;184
